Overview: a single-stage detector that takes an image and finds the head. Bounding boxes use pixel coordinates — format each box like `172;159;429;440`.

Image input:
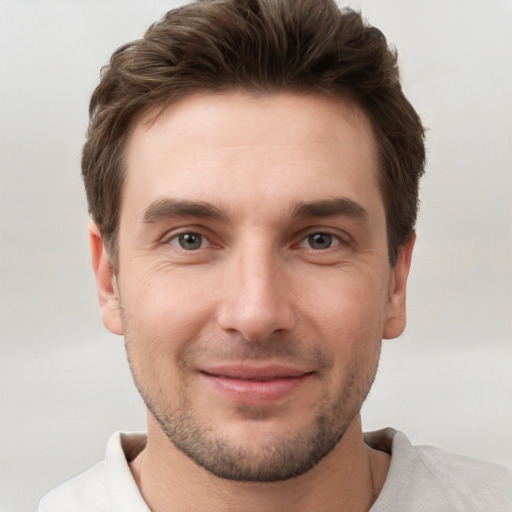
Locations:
86;0;424;483
82;0;425;269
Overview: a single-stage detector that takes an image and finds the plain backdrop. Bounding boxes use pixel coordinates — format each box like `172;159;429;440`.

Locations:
1;1;511;510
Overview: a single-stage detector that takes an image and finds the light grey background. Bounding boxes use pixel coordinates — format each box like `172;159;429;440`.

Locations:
1;1;511;511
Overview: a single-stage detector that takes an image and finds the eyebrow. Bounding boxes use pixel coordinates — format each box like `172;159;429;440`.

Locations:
142;198;229;224
290;198;368;221
141;196;368;225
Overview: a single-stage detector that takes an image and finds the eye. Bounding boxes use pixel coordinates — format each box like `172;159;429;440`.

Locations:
301;232;340;250
169;232;208;250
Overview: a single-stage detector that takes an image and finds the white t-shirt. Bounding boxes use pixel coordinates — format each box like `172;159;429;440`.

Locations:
37;428;512;511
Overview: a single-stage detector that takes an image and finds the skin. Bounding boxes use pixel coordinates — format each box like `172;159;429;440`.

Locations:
90;91;414;512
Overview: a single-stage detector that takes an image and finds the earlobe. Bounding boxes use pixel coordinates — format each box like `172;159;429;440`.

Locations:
382;232;416;340
89;223;124;335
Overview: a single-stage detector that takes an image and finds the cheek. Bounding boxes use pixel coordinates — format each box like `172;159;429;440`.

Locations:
119;266;217;355
301;269;389;347
299;272;387;392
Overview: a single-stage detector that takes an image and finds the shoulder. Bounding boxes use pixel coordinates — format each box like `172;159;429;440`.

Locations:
37;431;148;512
37;461;107;512
417;440;512;484
414;441;512;507
367;428;512;512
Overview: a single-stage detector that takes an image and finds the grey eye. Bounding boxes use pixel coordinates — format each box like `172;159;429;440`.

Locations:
174;233;204;250
307;233;334;249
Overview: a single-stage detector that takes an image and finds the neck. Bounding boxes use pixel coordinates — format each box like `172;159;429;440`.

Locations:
130;414;390;512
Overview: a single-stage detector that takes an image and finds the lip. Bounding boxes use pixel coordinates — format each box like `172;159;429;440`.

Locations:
201;364;310;380
199;364;313;403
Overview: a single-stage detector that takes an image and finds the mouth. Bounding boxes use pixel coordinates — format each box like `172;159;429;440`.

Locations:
199;364;314;403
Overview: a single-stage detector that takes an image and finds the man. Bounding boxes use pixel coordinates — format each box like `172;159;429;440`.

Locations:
38;0;512;510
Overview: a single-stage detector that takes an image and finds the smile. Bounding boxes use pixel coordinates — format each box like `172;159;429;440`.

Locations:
199;365;314;403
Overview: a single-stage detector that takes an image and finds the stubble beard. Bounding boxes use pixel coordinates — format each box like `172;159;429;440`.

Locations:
124;332;380;483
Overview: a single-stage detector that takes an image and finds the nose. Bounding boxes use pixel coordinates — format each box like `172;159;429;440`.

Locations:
216;243;295;342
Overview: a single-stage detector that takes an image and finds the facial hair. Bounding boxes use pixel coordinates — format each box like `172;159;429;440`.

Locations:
124;331;380;482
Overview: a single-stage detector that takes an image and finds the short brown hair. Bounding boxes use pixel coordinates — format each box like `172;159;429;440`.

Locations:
82;0;425;266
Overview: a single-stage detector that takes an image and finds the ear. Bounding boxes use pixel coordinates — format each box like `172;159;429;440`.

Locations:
382;232;416;340
89;223;124;335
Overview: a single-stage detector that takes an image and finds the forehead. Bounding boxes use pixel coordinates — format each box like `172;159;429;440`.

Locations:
122;91;382;224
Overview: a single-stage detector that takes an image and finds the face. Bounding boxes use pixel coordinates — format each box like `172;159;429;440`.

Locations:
92;92;413;482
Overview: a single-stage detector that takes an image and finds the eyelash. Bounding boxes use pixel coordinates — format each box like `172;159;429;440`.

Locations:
297;232;342;250
168;232;211;251
164;229;346;252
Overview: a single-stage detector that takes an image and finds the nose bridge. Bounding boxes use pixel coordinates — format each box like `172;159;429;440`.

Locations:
217;234;294;341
